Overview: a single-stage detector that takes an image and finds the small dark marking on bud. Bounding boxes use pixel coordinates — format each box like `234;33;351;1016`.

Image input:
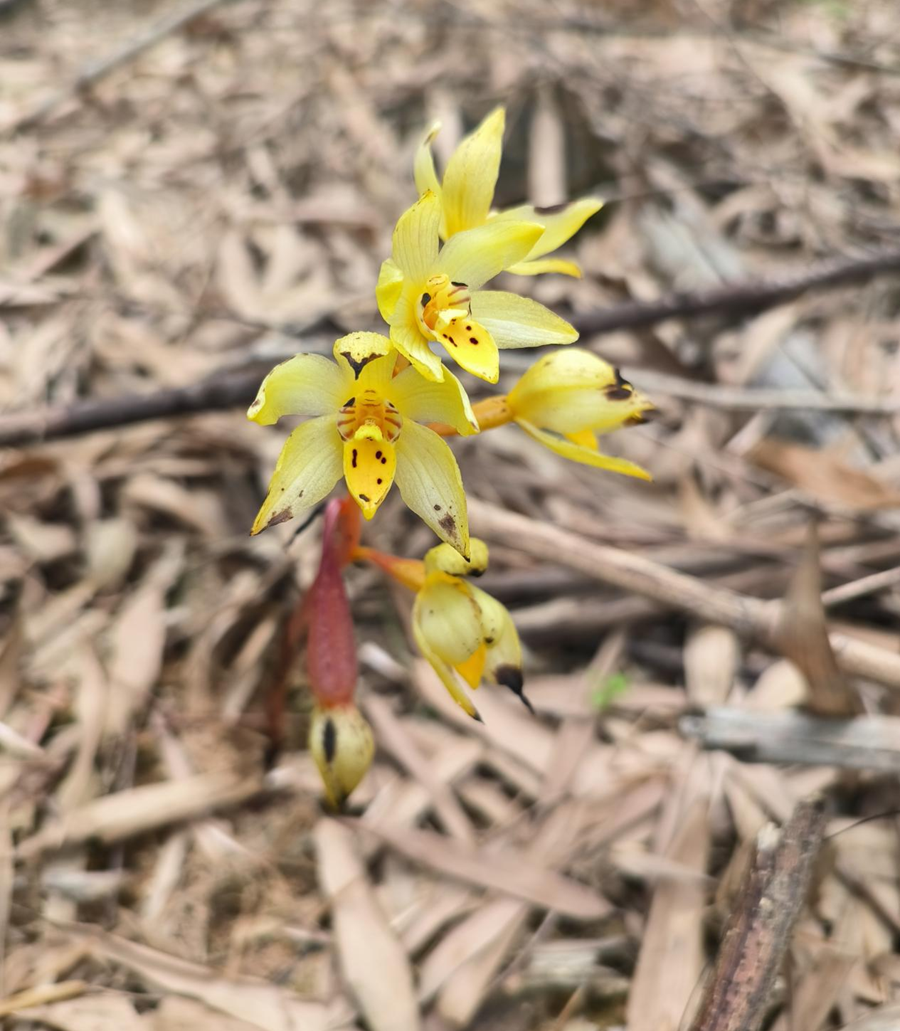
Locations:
439;513;456;534
351;449;358;468
377;478;383;485
469;337;479;344
433;504;442;511
359;493;370;503
323;717;337;763
267;508;293;528
496;665;534;714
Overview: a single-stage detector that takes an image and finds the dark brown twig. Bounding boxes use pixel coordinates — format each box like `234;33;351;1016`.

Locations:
688;795;827;1031
2;247;900;448
574;248;900;335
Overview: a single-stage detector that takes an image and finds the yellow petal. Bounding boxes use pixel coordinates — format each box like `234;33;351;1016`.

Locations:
412;617;479;720
493;197;602;260
392;191;441;282
469;584;528;709
309;703;374;810
247;354;349;426
414;121;442;198
424;538;489;577
343;428;396;520
470;291;578;349
414;574;484;665
508;348;654;435
332;331;393;381
394;420;469;558
566;428;598;450
516;419;652;481
441;107;505;237
388;289;445;382
432;315;499;384
251;415;343;535
376;258;405;322
386;362;479;436
455;643;486;689
436;220;543;291
506;257;583;277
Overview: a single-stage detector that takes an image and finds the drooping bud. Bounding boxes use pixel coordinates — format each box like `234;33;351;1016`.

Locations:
309;702;374;810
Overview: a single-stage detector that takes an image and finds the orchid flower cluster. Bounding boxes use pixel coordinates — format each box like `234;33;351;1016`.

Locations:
249;108;655;807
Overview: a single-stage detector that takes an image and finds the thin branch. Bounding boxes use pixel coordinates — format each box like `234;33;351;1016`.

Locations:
687;795;827;1031
573;248;900;336
681;708;900;773
3;0;235;135
2;247;900;447
627;369;900;416
0;365;266;448
467;498;900;691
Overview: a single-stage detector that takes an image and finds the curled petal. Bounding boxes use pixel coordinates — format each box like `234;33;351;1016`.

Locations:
468;584;530;710
494;198;602;261
441;107;505;237
412;617;479;720
387;363;479;436
415;575;484;665
424;538;489;577
376;258;405;322
414;121;442;199
470;291;578;350
251;416;343;535
436;220;543;292
392;191;441;283
394;420;469;558
343;429;396;521
248;354;349;426
516;418;652;481
454;643;487;689
389;297;446;382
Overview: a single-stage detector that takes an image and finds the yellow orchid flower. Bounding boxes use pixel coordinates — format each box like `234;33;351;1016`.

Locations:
248;331;478;556
506;349;655;480
414;539;528;720
357;538;528;721
414;106;602;277
376;191;578;385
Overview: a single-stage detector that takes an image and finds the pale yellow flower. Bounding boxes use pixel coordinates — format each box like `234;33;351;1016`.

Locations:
415;106;602;277
248;331;478;556
377;191;578;384
507;348;655;479
412;540;527;720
